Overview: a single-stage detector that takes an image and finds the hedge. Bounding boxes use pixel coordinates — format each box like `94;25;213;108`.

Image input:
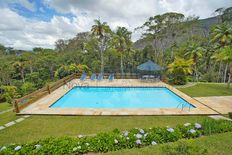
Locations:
0;119;231;154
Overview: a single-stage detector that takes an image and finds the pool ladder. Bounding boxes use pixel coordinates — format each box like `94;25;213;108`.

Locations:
177;102;191;111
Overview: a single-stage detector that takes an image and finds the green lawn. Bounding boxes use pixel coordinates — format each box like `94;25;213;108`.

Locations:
103;132;232;155
178;83;232;97
0;111;19;126
0;115;206;145
0;102;13;112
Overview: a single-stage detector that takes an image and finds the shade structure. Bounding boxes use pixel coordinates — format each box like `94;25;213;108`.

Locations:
137;60;162;71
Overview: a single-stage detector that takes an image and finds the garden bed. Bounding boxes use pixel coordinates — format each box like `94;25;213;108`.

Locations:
0;119;231;154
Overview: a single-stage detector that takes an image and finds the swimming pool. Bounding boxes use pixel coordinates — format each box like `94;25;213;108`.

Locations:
50;87;194;109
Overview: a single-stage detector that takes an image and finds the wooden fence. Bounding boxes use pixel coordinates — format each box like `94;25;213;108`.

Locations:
13;73;140;113
13;74;78;113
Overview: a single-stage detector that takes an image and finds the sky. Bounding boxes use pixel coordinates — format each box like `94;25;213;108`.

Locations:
0;0;231;50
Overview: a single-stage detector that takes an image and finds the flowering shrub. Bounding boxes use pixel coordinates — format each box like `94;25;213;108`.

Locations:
0;119;231;154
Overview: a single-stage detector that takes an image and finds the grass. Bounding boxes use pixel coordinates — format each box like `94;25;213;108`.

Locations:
0;111;19;126
0;115;206;145
103;132;232;155
178;83;232;97
0;102;13;112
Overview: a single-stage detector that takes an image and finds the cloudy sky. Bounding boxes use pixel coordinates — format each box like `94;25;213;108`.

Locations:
0;0;231;50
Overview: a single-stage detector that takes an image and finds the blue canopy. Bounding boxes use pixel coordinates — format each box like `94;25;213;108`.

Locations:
137;60;162;71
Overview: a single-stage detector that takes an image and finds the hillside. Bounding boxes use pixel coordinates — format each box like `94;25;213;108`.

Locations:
133;16;219;49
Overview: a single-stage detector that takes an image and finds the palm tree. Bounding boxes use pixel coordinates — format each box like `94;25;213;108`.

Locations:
211;22;232;47
13;60;26;83
184;43;205;81
215;46;232;87
168;57;193;85
112;27;132;77
91;19;111;74
212;50;225;82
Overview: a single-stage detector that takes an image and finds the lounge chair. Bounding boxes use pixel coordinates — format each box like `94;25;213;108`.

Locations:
90;73;96;81
109;73;114;82
80;73;86;81
97;73;103;81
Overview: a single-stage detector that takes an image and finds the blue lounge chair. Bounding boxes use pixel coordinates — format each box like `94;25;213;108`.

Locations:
97;73;103;81
90;73;96;81
80;73;86;81
109;73;114;82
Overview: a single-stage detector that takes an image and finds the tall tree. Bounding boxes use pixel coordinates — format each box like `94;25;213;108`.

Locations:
211;22;232;47
184;43;205;81
112;27;132;77
91;19;111;74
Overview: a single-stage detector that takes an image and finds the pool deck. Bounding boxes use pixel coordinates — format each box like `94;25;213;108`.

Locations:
19;79;219;115
195;96;232;114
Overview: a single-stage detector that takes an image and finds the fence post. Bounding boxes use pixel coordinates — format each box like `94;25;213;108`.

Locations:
14;99;20;113
47;84;51;94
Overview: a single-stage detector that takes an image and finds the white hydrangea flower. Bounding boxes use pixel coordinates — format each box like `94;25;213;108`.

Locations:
78;135;83;138
14;146;21;151
114;139;118;144
73;147;78;152
0;146;6;151
35;144;41;149
85;143;90;146
139;129;145;134
136;134;143;139
184;123;191;126
189;129;196;134
151;141;157;145
167;128;174;132
195;123;202;129
124;131;129;137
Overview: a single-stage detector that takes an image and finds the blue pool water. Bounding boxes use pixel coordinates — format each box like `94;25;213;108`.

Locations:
50;87;194;108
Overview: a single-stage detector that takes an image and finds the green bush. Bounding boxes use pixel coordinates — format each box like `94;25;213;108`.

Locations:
55;64;91;79
0;119;231;154
20;82;36;96
0;86;20;103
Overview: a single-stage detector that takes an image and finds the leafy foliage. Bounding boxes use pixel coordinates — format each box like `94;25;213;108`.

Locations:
0;86;20;103
55;64;91;79
0;119;231;154
168;58;193;85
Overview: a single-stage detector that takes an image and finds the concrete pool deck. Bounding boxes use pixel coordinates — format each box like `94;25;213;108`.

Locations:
19;79;219;115
195;96;232;114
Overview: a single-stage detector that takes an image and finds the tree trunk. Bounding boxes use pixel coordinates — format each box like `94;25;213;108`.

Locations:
217;61;222;82
194;64;198;82
227;73;231;88
223;63;228;83
21;69;25;83
100;40;104;74
120;53;124;78
30;66;33;74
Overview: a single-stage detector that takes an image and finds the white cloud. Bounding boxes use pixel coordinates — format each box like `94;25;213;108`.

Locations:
0;8;91;50
0;0;231;50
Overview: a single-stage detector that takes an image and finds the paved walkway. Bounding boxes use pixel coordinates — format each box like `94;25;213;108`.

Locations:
195;96;232;114
0;108;13;115
0;115;30;131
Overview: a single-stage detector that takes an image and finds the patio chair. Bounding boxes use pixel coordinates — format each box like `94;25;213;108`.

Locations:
97;73;103;81
109;73;114;82
90;73;96;81
80;73;86;81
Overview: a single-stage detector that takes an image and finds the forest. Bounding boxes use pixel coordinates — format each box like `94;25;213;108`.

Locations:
0;7;231;103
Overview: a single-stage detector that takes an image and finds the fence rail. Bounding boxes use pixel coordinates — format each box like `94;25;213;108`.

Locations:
13;73;142;113
14;73;78;113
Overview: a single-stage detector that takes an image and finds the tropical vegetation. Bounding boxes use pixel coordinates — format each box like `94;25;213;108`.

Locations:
0;7;232;103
